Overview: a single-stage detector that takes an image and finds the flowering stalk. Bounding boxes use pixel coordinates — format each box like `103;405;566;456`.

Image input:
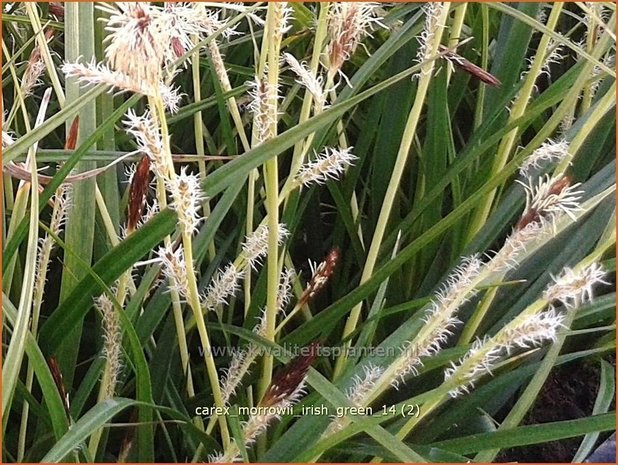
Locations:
69;2;230;444
445;309;564;398
123;108;201;419
396;260;608;445
276;247;341;333
259;1;288;399
88;291;126;457
325;364;383;435
459;169;583;344
218;255;323;409
335;2;451;378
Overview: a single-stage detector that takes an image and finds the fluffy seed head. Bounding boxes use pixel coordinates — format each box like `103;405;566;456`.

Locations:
326;363;383;435
21;28;54;97
489;221;544;272
347;363;383;406
544;263;607;308
166;167;205;235
123;109;168;178
270;2;293;39
283;53;327;113
389;256;483;389
247;76;280;144
96;293;123;399
201;263;243;312
102;2;168;92
416;3;446;66
241;223;290;269
445;309;564;398
497;308;565;353
296;147;358;186
277;268;297;314
220;345;259;405
157;244;189;299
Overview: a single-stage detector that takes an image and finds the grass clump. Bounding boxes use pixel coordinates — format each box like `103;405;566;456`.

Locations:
2;2;616;463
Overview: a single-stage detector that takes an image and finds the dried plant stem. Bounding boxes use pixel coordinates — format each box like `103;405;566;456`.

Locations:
466;3;564;242
335;3;452;378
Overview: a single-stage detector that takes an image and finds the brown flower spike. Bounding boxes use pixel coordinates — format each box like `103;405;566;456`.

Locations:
127;156;151;234
439;45;501;87
259;341;320;408
299;247;341;307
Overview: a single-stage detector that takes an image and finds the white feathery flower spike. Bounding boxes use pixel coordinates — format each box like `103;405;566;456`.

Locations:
540;39;565;78
96;293;123;399
283;53;327;113
519;139;570;178
325;363;384;434
444;309;564;398
201;263;243;312
100;2;169;92
296;147;358;186
390;255;484;388
122;109;168;178
544;263;608;308
220;345;259;405
157;245;190;299
489;221;544;272
277;268;296;315
166;167;205;236
498;308;565;353
247;76;280;144
516;174;584;230
416;3;446;66
159;82;184;113
272;2;294;37
347;364;384;406
62;60;154;96
213;344;316;462
241;223;290;269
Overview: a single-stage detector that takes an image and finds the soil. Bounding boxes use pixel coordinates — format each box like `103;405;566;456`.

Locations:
499;355;615;462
